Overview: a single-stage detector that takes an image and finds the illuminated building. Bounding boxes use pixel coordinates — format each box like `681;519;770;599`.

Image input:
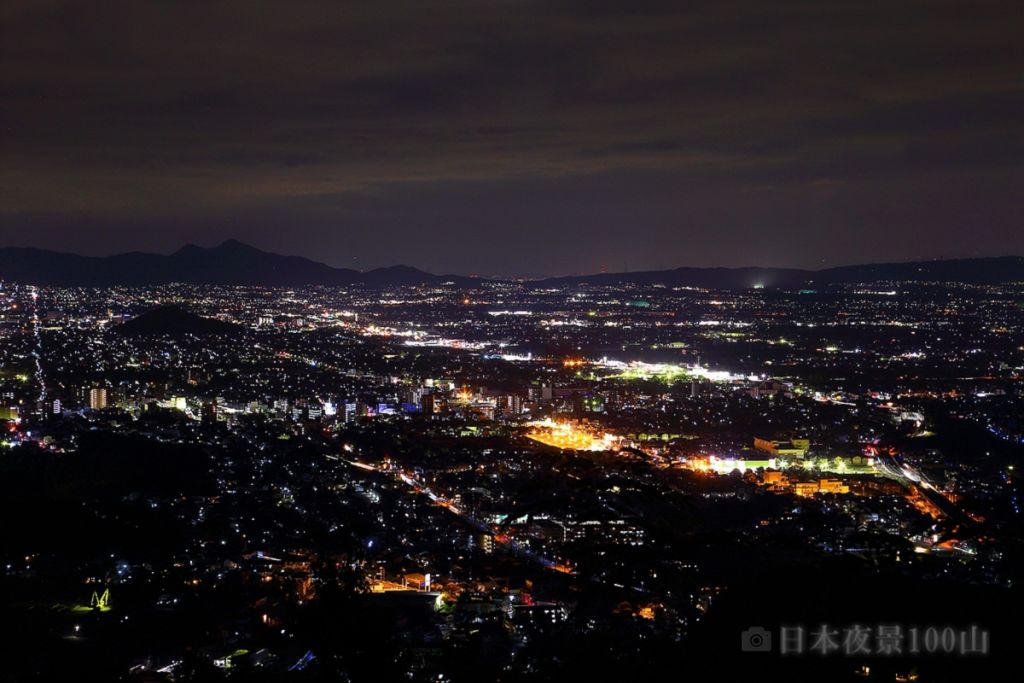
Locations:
422;393;442;416
525;418;619;451
477;533;494;554
754;437;810;457
202;401;218;424
819;479;850;494
88;387;107;410
512;603;569;628
793;482;819;496
496;394;523;416
559;518;645;545
403;572;432;591
692;455;777;474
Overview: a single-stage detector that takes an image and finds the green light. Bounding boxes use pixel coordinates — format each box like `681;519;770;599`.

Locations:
68;588;112;613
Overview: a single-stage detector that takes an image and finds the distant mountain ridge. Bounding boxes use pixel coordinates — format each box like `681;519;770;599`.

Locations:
537;256;1024;288
0;239;477;287
0;240;1021;288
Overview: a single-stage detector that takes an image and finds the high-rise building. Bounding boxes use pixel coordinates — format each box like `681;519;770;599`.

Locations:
89;387;108;411
202;401;218;424
497;394;522;416
477;533;495;554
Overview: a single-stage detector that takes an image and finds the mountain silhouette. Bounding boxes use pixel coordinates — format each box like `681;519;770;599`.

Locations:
0;240;476;287
0;240;1021;288
536;256;1024;288
115;306;242;336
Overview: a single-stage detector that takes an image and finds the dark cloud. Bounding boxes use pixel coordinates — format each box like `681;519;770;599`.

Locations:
1;0;1021;275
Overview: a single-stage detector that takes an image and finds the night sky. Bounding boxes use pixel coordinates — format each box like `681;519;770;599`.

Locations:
2;1;1022;277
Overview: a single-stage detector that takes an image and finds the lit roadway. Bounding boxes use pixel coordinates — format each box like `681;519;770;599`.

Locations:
876;452;962;522
28;286;47;414
339;457;575;575
340;456;662;597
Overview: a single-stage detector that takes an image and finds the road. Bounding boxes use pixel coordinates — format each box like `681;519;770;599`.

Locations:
876;452;963;522
341;457;575;574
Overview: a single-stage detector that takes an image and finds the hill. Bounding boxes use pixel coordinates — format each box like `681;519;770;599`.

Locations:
115;306;242;336
1;240;1021;288
537;256;1024;288
0;239;477;287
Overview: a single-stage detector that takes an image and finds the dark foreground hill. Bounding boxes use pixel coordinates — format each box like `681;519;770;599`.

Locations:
115;305;242;336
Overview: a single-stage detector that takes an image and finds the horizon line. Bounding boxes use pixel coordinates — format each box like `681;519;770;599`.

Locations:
1;239;1021;281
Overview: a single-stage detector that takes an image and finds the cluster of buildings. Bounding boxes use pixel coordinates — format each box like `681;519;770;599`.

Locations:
0;277;1021;680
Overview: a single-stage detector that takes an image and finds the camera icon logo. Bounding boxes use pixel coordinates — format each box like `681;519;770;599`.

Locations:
741;626;772;652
